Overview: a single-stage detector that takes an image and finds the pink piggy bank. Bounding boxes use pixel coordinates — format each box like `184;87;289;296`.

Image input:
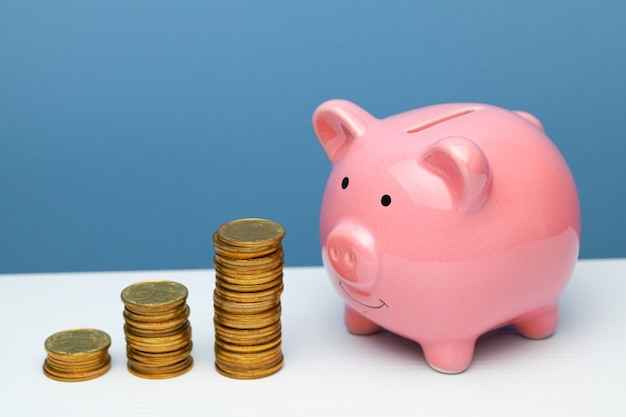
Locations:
313;99;580;373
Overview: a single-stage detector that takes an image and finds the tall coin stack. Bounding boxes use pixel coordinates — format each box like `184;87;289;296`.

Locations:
121;280;193;379
43;328;111;382
212;218;286;379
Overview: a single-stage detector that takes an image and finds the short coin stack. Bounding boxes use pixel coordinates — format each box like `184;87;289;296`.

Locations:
121;280;193;379
43;328;111;382
213;218;286;379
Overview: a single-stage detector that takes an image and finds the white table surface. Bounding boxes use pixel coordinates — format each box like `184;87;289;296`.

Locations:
1;259;625;417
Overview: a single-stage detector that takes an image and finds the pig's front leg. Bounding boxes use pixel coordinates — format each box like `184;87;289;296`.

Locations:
344;305;382;335
421;340;476;374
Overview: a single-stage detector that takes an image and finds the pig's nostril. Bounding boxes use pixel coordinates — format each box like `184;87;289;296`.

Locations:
344;252;355;267
331;247;340;260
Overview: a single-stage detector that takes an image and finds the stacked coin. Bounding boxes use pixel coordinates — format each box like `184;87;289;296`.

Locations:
213;218;286;379
43;328;111;382
121;280;193;379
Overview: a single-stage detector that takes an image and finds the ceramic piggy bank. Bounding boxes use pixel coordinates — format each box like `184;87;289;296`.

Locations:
313;99;580;373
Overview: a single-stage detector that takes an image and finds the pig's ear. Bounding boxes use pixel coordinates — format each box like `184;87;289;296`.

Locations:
312;99;375;164
422;136;492;215
514;110;545;131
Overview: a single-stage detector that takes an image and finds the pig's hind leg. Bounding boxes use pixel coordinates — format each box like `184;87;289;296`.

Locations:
344;305;382;335
512;304;559;339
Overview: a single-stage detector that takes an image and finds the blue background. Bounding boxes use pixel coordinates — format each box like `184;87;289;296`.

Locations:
1;1;625;273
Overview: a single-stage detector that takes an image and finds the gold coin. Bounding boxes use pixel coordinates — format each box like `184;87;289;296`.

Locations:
213;229;282;249
215;334;281;354
45;353;108;370
126;336;191;354
215;262;284;281
214;331;281;347
215;277;283;296
124;321;191;344
124;304;188;318
123;308;190;333
213;241;282;260
45;350;104;364
216;218;285;248
215;354;283;380
214;305;281;322
45;355;110;374
213;292;280;313
216;276;283;293
213;259;284;278
125;335;192;353
123;304;189;321
216;278;283;295
45;329;111;358
121;280;188;312
215;273;283;290
124;318;190;338
213;318;281;337
215;345;282;369
215;358;282;376
127;343;193;365
128;355;193;374
128;355;188;368
213;251;284;270
43;356;111;382
216;332;281;347
126;339;193;354
215;354;283;374
214;249;283;263
214;283;282;303
214;310;281;330
214;319;280;334
127;356;193;379
123;322;188;338
212;231;282;252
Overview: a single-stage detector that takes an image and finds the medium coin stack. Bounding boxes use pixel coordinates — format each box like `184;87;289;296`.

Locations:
121;280;193;379
213;218;286;379
43;328;111;382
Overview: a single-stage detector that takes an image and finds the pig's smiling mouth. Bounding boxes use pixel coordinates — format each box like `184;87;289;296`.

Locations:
339;281;388;309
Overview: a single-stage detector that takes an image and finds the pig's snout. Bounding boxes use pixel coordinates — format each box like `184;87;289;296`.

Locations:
326;222;377;289
328;235;359;282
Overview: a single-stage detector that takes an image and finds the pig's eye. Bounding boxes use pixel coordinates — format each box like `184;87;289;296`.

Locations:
341;177;349;189
381;194;391;207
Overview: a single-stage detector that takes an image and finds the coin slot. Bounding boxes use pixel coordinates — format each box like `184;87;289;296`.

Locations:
405;108;480;134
